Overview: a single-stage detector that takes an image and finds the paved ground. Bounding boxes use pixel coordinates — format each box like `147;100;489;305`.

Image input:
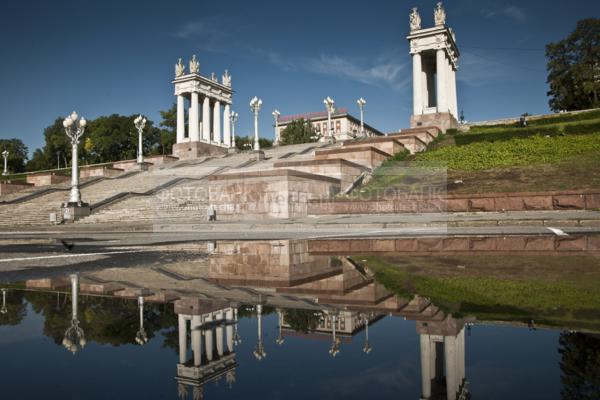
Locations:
2;210;598;282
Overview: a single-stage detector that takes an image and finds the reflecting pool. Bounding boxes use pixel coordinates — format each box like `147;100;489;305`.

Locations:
1;236;599;399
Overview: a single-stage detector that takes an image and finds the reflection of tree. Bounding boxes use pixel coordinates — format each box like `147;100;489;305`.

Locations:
24;292;177;347
284;309;322;333
559;332;600;399
0;290;27;326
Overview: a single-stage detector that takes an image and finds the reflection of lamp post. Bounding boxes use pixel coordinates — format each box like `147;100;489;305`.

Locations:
63;111;87;205
328;310;340;357
253;304;266;360
133;115;147;164
1;289;7;314
249;97;263;151
323;97;336;142
276;309;285;345
357;98;366;137
233;307;242;346
362;313;372;354
62;274;86;354
135;296;148;345
1;150;8;176
230;111;238;149
272;110;281;145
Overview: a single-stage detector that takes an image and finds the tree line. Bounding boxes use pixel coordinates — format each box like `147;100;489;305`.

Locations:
0;104;178;174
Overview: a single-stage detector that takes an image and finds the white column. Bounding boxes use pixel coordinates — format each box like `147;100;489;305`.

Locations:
216;311;224;356
412;52;423;115
178;315;187;364
223;104;231;147
202;96;211;142
450;66;458;119
205;314;214;361
226;308;234;352
446;57;454;117
458;328;465;387
445;335;458;400
436;49;448;114
177;95;185;144
420;335;432;399
191;315;202;367
213;100;221;143
189;92;200;142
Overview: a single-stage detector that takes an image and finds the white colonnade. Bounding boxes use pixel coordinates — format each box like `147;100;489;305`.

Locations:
173;57;233;148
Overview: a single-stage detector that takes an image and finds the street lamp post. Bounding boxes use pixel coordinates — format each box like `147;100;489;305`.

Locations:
62;111;87;205
357;98;367;137
62;274;86;354
250;97;263;151
135;296;148;345
253;304;266;360
134;115;147;164
272;110;281;145
362;313;372;354
275;309;285;345
1;150;8;176
1;289;7;314
230;111;238;149
328;310;340;357
323;97;336;142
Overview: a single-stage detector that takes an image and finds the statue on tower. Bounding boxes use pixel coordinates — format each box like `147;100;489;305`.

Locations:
222;69;232;87
434;2;446;26
189;55;200;74
409;7;421;31
175;58;185;77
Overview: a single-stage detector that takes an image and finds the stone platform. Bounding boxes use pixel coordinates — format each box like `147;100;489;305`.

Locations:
172;141;228;160
411;112;458;133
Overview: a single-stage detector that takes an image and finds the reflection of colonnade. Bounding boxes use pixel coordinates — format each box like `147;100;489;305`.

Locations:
175;299;239;400
418;320;468;400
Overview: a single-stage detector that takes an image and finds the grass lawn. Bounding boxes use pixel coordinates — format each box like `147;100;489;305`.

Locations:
360;255;600;331
357;111;600;195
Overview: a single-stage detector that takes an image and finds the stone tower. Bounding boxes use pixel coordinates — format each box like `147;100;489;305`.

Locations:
407;3;459;132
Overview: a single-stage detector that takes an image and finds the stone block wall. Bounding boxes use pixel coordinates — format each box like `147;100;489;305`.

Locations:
342;137;407;156
0;182;34;196
172;141;228;160
314;146;390;169
208;240;334;287
209;169;340;220
307;190;600;215
273;159;369;190
26;172;70;187
80;165;124;178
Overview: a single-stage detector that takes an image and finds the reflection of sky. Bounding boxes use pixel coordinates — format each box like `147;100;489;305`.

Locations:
0;300;563;399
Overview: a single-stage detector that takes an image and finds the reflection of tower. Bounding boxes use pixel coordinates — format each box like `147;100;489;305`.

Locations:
174;299;238;400
418;318;468;400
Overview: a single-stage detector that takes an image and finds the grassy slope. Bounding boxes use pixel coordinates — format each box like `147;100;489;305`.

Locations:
361;255;600;331
360;111;600;195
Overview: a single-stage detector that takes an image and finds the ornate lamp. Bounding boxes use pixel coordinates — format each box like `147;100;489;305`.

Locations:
134;115;147;164
249;97;263;151
62;111;87;205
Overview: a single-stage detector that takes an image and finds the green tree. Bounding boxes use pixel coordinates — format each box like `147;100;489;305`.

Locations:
546;19;600;112
25;117;71;171
234;136;273;151
559;332;600;399
279;118;318;145
158;103;177;155
0;138;28;173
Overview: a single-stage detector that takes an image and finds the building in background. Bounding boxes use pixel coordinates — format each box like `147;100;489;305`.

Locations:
276;109;384;142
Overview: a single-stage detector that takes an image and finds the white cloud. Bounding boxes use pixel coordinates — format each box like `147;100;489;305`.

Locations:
484;5;526;23
307;54;409;91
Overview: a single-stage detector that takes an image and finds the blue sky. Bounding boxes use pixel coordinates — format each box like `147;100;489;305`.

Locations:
1;0;599;155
